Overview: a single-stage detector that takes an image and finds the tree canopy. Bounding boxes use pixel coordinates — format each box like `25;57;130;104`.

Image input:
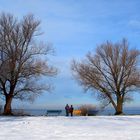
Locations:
72;39;140;115
0;13;57;115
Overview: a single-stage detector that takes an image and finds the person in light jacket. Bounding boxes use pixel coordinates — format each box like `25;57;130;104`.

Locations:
65;104;69;116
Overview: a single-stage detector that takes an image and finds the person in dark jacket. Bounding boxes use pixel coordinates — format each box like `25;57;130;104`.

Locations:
65;104;69;116
69;105;74;116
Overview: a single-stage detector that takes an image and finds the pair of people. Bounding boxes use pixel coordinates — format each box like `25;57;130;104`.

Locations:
65;104;74;116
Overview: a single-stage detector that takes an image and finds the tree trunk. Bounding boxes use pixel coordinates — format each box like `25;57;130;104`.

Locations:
115;97;123;115
3;96;13;115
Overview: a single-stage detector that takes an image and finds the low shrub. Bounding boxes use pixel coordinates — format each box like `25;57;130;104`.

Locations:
12;109;30;116
78;104;98;116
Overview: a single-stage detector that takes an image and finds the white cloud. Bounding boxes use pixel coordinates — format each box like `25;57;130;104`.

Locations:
128;20;140;28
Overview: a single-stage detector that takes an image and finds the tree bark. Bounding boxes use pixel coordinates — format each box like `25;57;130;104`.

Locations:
115;97;123;115
3;96;13;115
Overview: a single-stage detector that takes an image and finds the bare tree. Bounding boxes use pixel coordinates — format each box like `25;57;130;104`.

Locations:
0;13;57;115
72;39;140;115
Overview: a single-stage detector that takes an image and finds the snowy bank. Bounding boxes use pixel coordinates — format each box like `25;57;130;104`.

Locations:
0;116;140;140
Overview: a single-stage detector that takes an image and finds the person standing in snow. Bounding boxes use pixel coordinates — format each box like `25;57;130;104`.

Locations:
69;105;74;116
65;104;70;116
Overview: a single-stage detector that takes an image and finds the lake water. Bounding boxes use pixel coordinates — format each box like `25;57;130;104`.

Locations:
14;108;140;116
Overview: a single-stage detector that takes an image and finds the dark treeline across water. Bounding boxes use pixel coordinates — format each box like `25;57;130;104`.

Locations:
13;108;140;116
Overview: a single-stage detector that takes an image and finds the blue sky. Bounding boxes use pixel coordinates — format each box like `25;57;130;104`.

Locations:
0;0;140;109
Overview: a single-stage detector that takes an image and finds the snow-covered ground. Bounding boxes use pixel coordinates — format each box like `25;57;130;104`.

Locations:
0;116;140;140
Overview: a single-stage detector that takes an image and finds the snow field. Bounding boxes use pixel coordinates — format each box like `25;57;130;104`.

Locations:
0;116;140;140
